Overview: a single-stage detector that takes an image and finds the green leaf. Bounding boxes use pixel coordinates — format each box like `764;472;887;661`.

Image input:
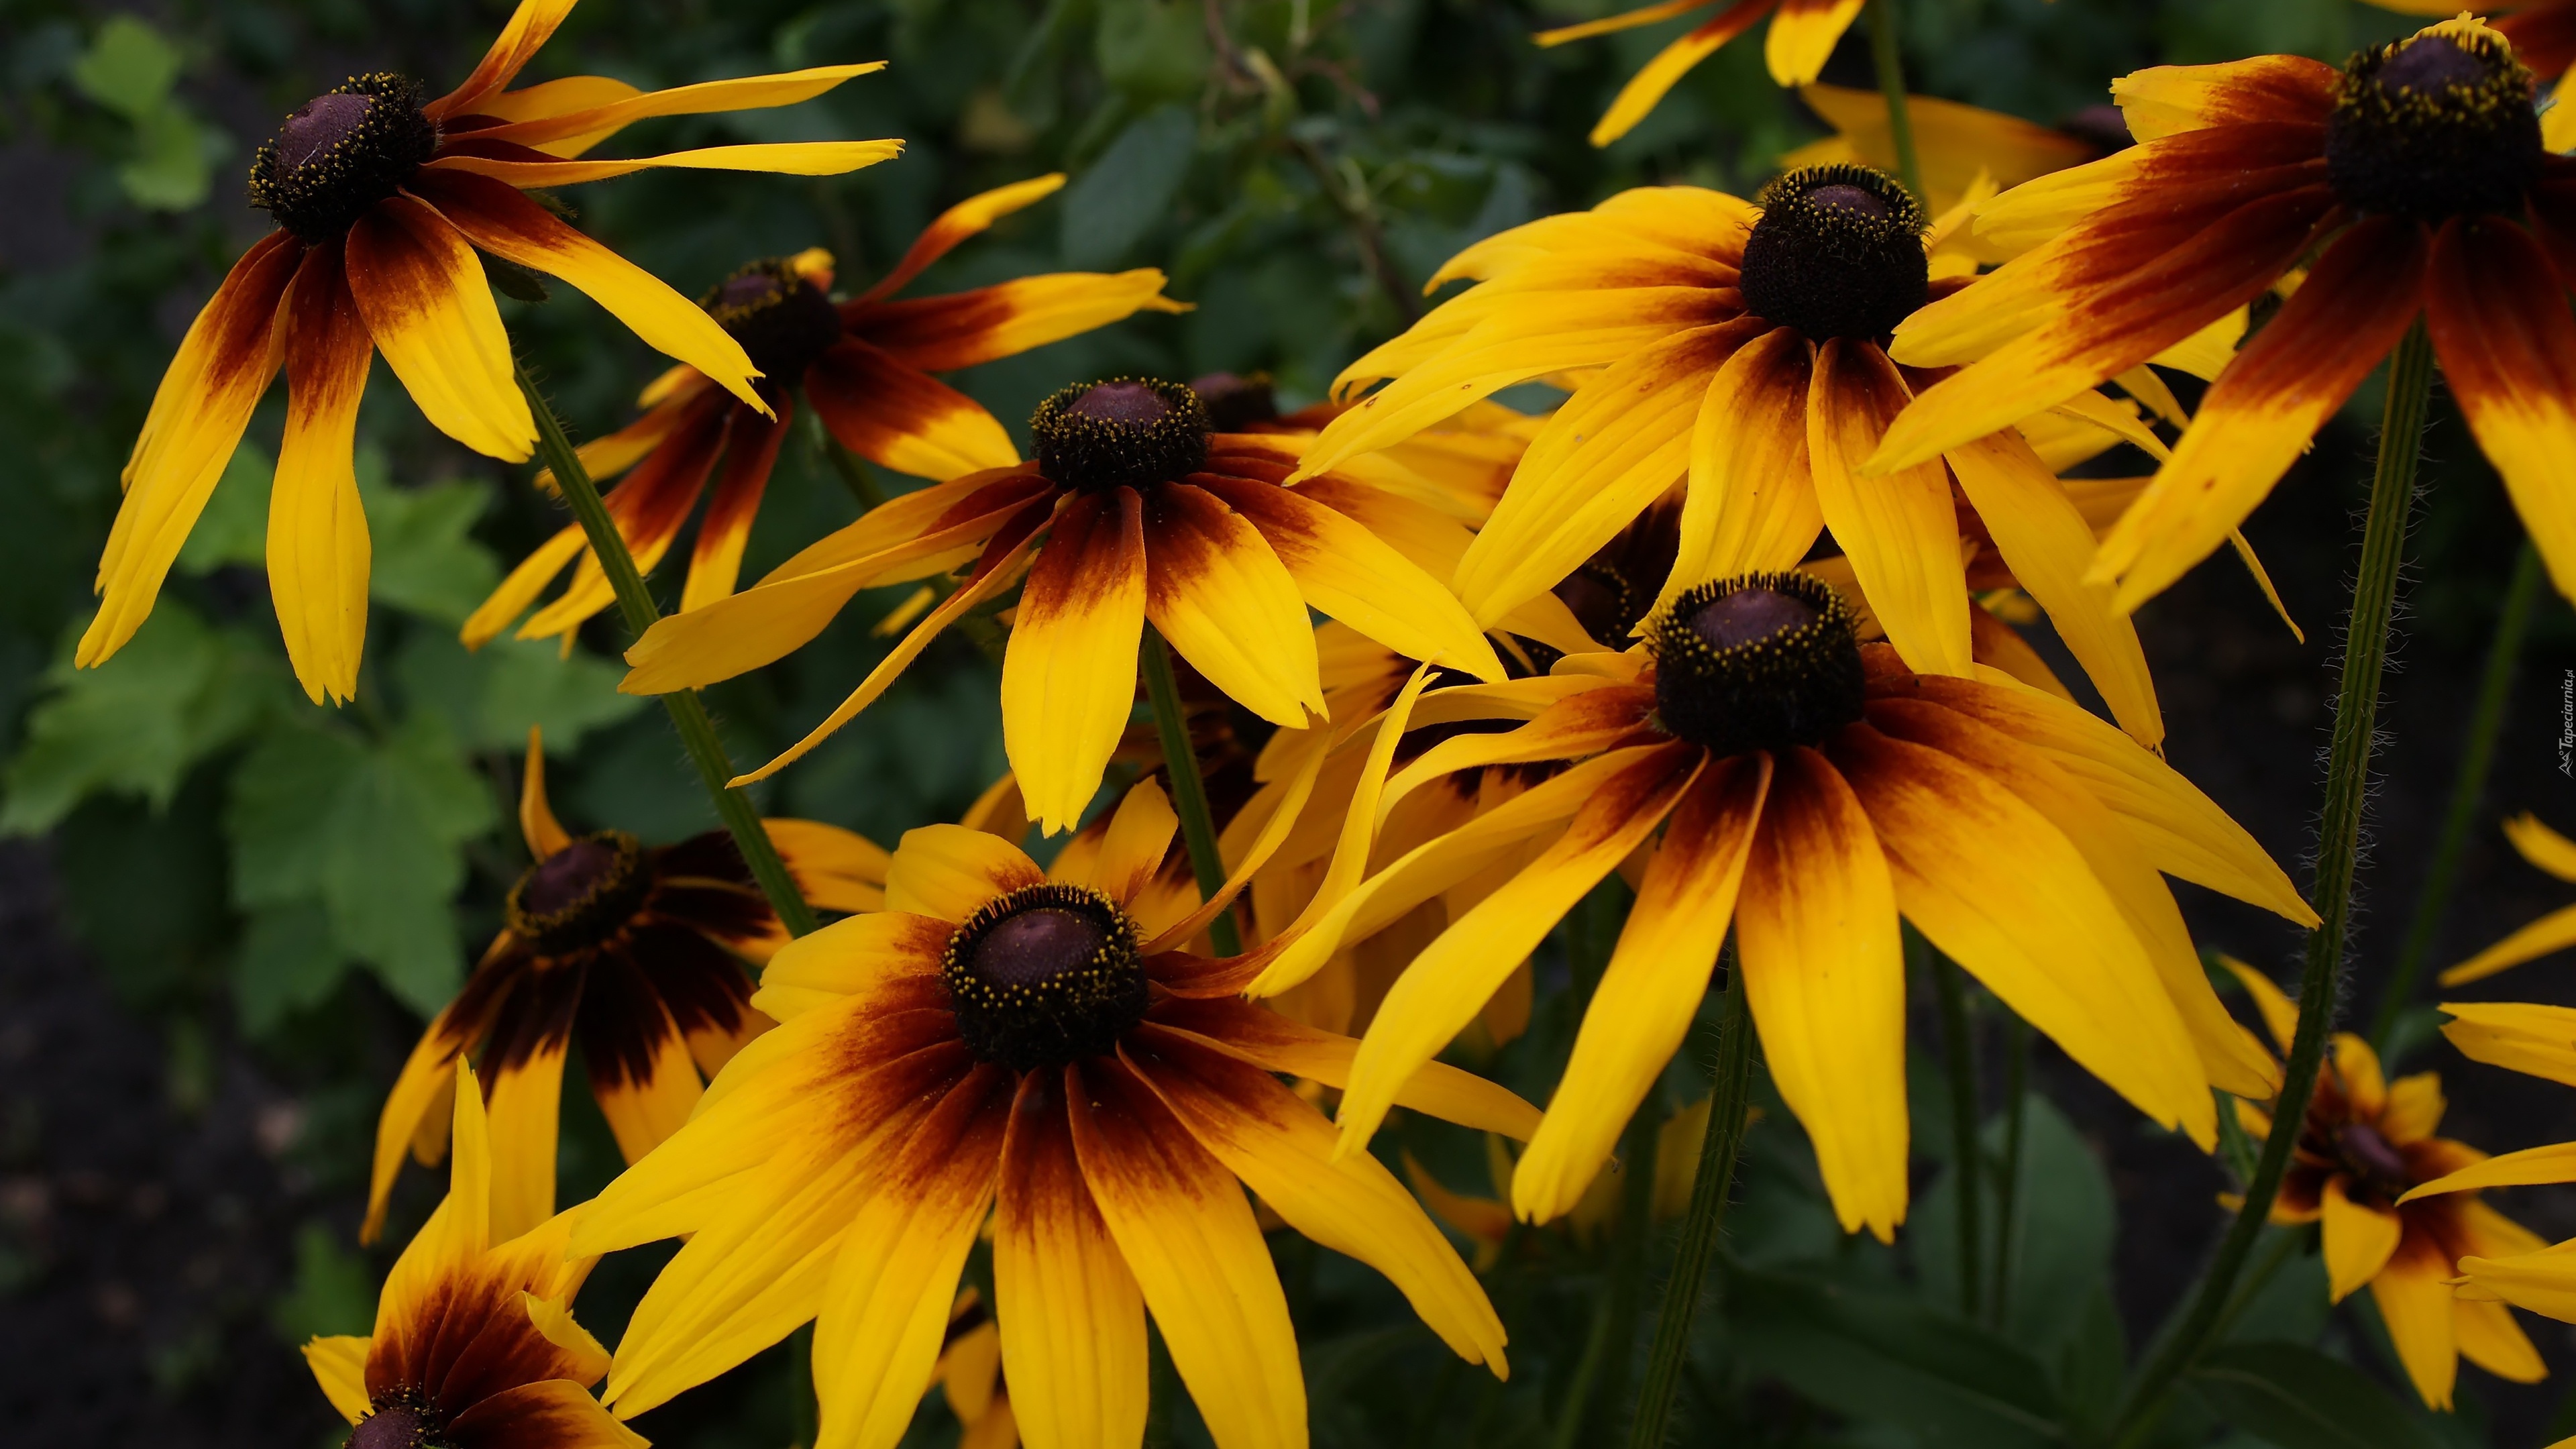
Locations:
1;602;270;834
392;629;647;755
69;16;182;120
1723;1262;2065;1448
1913;1093;2116;1356
1061;105;1195;268
227;711;495;1016
361;471;502;627
1094;0;1209;103
269;1223;375;1343
176;441;274;574
233;902;350;1037
117;103;217;210
2186;1343;2447;1449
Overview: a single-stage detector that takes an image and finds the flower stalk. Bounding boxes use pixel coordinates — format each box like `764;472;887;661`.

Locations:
1930;945;1982;1318
1868;0;1925;203
1625;968;1757;1449
513;359;818;938
1140;623;1244;956
2110;322;2434;1439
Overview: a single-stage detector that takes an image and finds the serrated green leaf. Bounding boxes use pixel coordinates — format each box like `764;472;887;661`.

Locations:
176;441;274;574
362;474;501;627
1;602;271;834
1061;105;1195;268
2186;1342;2447;1449
392;629;645;755
69;15;181;120
233;901;348;1036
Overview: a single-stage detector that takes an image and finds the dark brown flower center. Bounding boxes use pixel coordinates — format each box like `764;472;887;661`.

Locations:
2325;31;2540;219
1190;371;1281;431
2334;1120;2414;1202
1737;164;1929;343
349;1393;449;1449
700;259;844;382
505;830;653;957
1647;572;1866;757
943;883;1147;1071
248;73;437;242
1030;377;1211;493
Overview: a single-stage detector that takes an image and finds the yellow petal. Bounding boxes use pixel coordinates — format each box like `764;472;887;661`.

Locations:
1141;483;1324;726
1809;340;1970;678
2369;1236;2461;1410
994;1072;1148;1449
1004;490;1148;834
474;63;890;149
426;138;901;187
265;244;375;705
345;195;533;461
2438;1001;2576;1090
1762;0;1862;87
302;1334;372;1424
2319;1177;2402;1302
1666;325;1819;613
485;1038;568;1241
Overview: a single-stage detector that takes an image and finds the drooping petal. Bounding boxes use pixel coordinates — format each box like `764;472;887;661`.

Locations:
410;170;765;412
345;195;533;462
1337;742;1703;1152
1512;755;1770;1222
1835;723;2210;1141
425;138;901;187
2319;1177;2403;1302
994;1071;1148;1449
1066;1057;1305;1449
484;1037;569;1241
804;339;1020;481
430;0;580;119
861;174;1067;304
1145;997;1542;1140
810;1065;1012;1449
588;1009;704;1166
2422;215;2576;604
1140;482;1324;727
1196;474;1503;678
2504;811;2576;881
2437;1001;2576;1089
303;1334;372;1424
1666;325;1819;613
2092;217;2428;611
467;64;889;150
1762;0;1864;86
2453;1295;2546;1385
1124;1024;1508;1374
1809;340;1971;678
522;398;733;641
682;394;792;611
1583;0;1776;146
2370;1232;2461;1411
1735;747;1908;1240
266;241;377;705
1004;489;1150;833
856;271;1185;373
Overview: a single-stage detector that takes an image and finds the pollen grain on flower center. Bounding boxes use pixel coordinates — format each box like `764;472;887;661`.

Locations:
350;1396;443;1449
1648;571;1868;758
248;72;438;242
2324;32;2540;219
942;883;1148;1071
1030;376;1212;493
1736;164;1929;343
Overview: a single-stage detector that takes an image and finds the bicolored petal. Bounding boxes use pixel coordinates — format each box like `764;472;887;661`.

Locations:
266;242;377;705
1666;324;1819;612
425;138;901;187
2109;54;2341;142
2319;1176;2402;1302
994;1071;1148;1449
682;395;792;612
1140;482;1324;727
806;340;1020;481
861;174;1067;304
1146;997;1540;1140
430;0;579;119
345;195;533;461
1581;0;1775;147
2371;1231;2461;1410
857;271;1185;374
754;912;951;1022
2422;215;2576;605
484;1038;569;1240
886;823;1047;921
1734;746;1908;1241
1004;490;1149;833
1809;339;1971;678
1511;755;1769;1222
468;64;889;150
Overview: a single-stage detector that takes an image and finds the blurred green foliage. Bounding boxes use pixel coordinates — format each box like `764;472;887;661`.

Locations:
0;0;2542;1444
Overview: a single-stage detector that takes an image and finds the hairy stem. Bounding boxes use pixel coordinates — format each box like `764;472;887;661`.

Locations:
514;360;816;937
1868;0;1925;201
1140;623;1244;955
1627;969;1756;1449
2111;323;2432;1438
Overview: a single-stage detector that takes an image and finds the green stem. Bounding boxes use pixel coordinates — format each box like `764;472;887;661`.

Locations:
1627;969;1756;1449
2369;539;2544;1049
810;411;890;512
1867;0;1925;203
2110;323;2433;1440
513;360;817;937
1929;945;1980;1319
1990;1018;2028;1328
1139;623;1243;956
1592;1101;1661;1444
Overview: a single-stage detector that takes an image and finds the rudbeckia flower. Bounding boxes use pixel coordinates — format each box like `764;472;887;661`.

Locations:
568;782;1534;1449
2216;962;2549;1409
2365;0;2576;149
362;731;888;1244
304;1061;639;1449
89;0;902;704
1535;0;1866;147
1878;19;2576;609
621;376;1505;833
465;176;1183;647
1299;166;2174;747
1244;570;2314;1238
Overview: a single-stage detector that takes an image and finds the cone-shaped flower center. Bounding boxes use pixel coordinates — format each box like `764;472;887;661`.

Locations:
1189;371;1280;431
505;830;653;957
350;1395;448;1449
943;883;1148;1071
1737;164;1929;343
1030;377;1212;492
702;259;843;382
249;73;438;242
2326;31;2540;219
1648;572;1867;757
2332;1120;2414;1203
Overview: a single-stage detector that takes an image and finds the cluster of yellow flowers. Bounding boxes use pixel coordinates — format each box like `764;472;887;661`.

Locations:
80;0;2576;1442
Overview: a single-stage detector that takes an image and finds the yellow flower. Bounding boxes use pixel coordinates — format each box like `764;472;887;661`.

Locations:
362;729;887;1244
1878;19;2576;612
621;378;1505;833
89;0;900;703
303;1061;641;1449
2220;961;2548;1410
1535;0;1866;147
569;782;1536;1449
466;176;1184;647
1300;166;2175;747
1248;572;2314;1239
